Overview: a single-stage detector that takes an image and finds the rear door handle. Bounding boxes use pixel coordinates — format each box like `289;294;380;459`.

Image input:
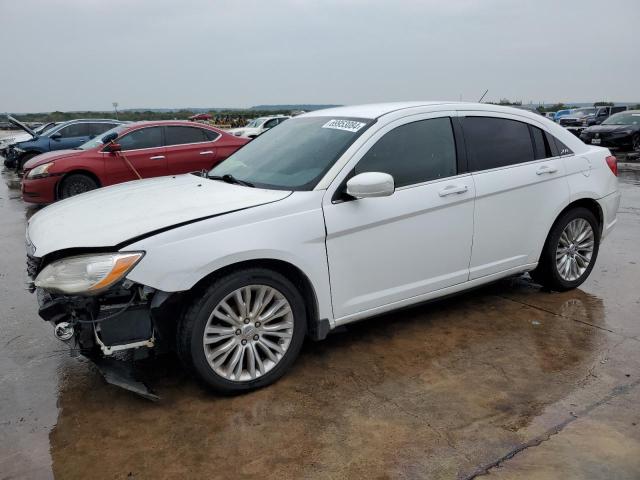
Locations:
536;165;557;175
199;151;214;155
438;184;468;197
149;155;165;160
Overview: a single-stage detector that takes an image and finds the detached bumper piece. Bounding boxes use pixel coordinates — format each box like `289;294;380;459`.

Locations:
36;284;166;401
89;355;159;401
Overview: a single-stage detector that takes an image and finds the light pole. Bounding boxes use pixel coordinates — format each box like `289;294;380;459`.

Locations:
112;102;119;120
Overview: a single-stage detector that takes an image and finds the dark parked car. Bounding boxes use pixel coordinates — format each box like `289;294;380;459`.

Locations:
4;117;124;170
580;110;640;151
559;106;628;136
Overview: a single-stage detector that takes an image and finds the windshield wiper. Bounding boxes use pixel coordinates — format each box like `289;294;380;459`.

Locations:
207;173;254;188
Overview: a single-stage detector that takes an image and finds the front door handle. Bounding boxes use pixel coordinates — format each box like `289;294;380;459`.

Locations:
536;165;558;175
149;155;165;160
438;184;468;197
199;150;214;155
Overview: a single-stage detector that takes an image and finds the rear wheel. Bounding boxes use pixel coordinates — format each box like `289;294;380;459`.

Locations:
58;173;99;199
530;207;600;291
177;268;307;394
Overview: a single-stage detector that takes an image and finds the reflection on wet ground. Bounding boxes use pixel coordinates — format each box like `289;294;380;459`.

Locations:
0;167;638;479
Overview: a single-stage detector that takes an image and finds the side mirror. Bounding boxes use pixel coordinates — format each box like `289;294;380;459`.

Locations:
101;132;119;144
50;132;62;140
346;172;395;199
103;142;122;153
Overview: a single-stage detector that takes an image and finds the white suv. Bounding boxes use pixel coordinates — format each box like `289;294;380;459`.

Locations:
27;102;620;395
227;115;290;138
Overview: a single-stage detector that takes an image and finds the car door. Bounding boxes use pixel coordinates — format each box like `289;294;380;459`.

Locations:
459;112;570;279
49;123;92;151
164;125;220;174
102;126;167;185
323;113;476;321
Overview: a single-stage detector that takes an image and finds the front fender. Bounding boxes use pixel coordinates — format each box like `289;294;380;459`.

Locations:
123;191;333;321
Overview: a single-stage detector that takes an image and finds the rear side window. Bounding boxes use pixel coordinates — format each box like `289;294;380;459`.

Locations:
89;123;116;136
118;127;163;150
165;126;213;145
58;123;90;138
355;117;457;188
462;117;534;171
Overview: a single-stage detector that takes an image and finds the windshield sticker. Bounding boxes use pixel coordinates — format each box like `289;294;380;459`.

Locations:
322;119;366;133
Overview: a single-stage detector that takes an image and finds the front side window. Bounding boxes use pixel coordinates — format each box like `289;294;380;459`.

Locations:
165;126;214;146
355;118;457;188
209;116;373;190
118;127;163;150
263;119;279;129
462;117;534;171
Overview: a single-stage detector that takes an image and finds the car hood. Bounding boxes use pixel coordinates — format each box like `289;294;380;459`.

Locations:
23;149;86;169
27;174;292;257
0;132;32;147
585;124;637;134
7;115;36;136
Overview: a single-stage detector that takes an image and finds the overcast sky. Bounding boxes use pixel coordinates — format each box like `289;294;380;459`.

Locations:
1;0;638;112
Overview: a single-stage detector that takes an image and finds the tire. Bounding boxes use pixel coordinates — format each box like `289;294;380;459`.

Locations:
177;268;307;394
530;207;600;291
632;133;640;153
58;173;99;199
17;152;38;172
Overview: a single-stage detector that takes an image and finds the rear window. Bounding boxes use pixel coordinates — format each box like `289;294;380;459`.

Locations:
462;117;534;171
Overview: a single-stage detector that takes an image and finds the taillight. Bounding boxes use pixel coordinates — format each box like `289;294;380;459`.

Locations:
605;155;618;176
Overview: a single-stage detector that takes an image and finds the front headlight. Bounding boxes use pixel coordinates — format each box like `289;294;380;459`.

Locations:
27;162;54;179
34;252;144;295
13;147;25;154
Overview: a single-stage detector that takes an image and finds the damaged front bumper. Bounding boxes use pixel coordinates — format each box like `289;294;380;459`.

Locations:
33;279;180;400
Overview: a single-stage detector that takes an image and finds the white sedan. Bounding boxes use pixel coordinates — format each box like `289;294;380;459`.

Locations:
226;115;290;138
27;102;620;395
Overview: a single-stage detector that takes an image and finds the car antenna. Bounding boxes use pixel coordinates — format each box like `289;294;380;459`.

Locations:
478;89;489;103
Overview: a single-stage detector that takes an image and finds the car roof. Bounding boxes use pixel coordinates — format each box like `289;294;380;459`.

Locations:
299;101;554;121
63;118;123;123
119;120;225;133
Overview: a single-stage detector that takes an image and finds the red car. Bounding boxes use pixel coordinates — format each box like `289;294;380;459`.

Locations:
21;121;249;204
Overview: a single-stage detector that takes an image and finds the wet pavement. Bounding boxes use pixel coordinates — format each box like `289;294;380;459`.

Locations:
0;166;639;479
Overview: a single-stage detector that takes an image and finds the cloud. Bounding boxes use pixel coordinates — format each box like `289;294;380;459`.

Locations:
0;0;638;112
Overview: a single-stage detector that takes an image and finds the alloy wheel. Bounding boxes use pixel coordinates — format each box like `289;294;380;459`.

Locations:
202;285;294;382
555;218;595;282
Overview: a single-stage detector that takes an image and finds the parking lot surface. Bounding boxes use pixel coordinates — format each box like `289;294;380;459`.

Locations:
1;167;639;479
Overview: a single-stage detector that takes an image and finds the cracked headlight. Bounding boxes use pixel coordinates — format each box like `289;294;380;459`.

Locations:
35;252;144;295
27;162;54;179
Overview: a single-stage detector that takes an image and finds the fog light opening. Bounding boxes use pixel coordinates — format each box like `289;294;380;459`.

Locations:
54;322;74;341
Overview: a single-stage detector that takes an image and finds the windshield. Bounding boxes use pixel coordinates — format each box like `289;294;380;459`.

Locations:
76;125;128;150
33;123;54;134
245;118;265;128
209;116;374;190
602;112;640;126
572;108;596;116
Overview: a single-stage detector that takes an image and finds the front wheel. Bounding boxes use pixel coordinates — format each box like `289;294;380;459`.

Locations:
177;268;307;394
58;173;99;199
530;207;600;291
632;133;640;152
